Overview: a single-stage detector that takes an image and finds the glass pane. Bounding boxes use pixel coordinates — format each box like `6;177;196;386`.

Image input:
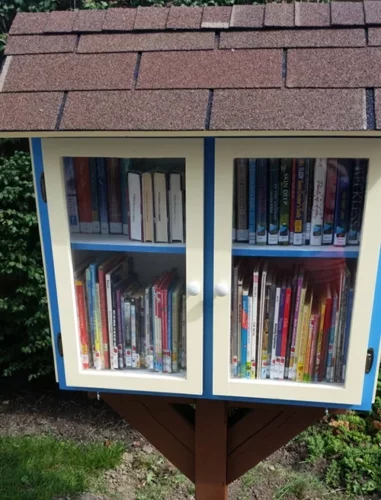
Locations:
231;158;368;384
63;156;187;378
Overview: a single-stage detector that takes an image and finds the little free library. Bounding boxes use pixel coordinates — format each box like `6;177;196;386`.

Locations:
1;3;381;498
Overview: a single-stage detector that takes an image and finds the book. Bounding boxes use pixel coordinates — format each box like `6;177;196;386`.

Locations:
240;275;250;378
334;160;352;246
322;160;338;245
279;159;291;245
293;159;306;246
248;160;256;245
342;286;354;381
268;159;280;245
257;261;268;378
120;159;130;237
256;159;268;245
313;294;327;382
289;159;297;244
250;261;260;378
265;272;276;378
304;306;319;382
310;159;327;246
325;291;338;382
348;160;367;245
296;288;313;382
128;172;143;241
107;158;123;234
74;157;93;233
96;158;109;234
74;267;91;369
231;260;239;377
270;281;282;379
236;159;249;242
153;172;169;243
279;280;292;379
63;157;80;233
289;270;305;380
89;158;100;233
304;160;314;245
169;173;184;243
142;172;154;243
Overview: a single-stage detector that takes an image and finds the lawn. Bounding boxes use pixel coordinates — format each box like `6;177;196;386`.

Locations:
0;434;124;500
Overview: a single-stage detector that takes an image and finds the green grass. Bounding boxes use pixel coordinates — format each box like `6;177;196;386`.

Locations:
0;435;125;500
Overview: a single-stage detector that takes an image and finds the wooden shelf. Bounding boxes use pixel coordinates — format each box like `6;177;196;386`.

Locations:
232;244;360;258
71;233;186;254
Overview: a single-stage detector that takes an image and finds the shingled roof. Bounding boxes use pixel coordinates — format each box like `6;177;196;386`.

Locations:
2;3;381;134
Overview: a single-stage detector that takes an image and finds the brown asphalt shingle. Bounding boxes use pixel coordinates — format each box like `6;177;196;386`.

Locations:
5;35;77;55
60;90;209;130
210;89;366;131
287;48;381;88
1;6;381;133
3;53;137;92
78;32;215;53
137;50;282;90
0;92;63;131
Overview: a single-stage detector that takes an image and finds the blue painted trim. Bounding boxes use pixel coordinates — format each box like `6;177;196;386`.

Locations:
71;241;185;254
203;138;215;398
233;245;359;259
31;138;66;387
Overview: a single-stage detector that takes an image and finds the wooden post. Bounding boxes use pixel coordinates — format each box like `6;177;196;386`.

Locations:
195;400;228;500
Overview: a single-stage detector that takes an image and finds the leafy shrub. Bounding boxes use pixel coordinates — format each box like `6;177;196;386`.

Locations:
0;151;53;381
297;369;381;495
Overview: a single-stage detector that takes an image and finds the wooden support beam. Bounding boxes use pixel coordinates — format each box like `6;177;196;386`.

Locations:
195;400;228;500
101;393;195;482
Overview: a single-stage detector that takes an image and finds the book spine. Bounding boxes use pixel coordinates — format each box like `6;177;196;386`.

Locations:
289;273;303;380
163;285;171;373
124;297;132;368
270;286;281;379
75;279;90;369
285;272;297;378
313;300;326;382
63;157;80;233
95;284;104;369
74;157;93;233
296;298;311;382
342;287;354;381
120;159;130;236
154;285;163;372
268;160;280;245
279;286;291;380
180;293;186;370
131;298;138;368
348;160;365;245
275;286;285;379
301;161;310;245
335;270;350;382
98;268;110;370
96;158;109;234
154;173;169;243
257;268;267;379
322;161;338;245
169;173;184;243
325;295;338;382
128;172;143;241
246;290;252;378
240;292;249;378
289;159;296;244
310;159;327;246
248;160;256;245
305;160;315;245
293;160;305;245
90;266;102;370
107;158;123;234
334;160;352;246
106;273;118;370
266;283;276;378
171;289;179;373
305;313;319;382
231;264;239;377
236;159;249;242
279;159;291;245
319;295;333;381
144;287;152;369
250;271;259;378
89;158;100;233
256;159;268;244
116;288;124;369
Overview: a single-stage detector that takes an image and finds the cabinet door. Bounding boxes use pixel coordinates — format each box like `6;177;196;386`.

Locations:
39;138;203;395
213;138;381;407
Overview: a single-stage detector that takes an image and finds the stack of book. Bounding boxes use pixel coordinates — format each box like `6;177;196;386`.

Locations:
231;257;354;384
74;254;186;373
233;158;368;247
64;157;185;244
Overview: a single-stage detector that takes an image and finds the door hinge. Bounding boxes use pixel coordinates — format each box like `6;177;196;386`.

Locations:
40;172;47;203
365;348;374;374
57;333;63;357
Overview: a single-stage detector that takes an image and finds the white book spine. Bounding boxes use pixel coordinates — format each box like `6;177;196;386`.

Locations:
169;173;184;243
257;268;267;379
310;159;327;246
270;287;281;380
105;273;115;370
251;272;259;378
128;173;142;241
154;173;169;243
124;300;132;368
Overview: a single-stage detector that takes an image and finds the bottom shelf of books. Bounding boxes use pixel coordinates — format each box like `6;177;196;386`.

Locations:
231;257;356;385
73;251;187;378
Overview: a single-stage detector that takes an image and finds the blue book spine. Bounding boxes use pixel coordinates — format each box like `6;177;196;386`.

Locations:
89;159;100;233
96;158;109;234
325;295;338;382
276;287;286;361
334;160;352;246
342;287;354;382
240;293;248;378
248;160;256;245
121;159;131;236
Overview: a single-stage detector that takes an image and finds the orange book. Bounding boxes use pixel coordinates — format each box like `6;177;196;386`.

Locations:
75;278;90;370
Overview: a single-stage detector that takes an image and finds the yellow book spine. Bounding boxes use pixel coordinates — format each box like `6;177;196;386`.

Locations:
94;283;104;370
296;292;313;382
314;299;326;381
292;286;307;380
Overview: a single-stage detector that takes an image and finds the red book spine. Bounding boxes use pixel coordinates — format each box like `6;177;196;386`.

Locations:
289;159;296;239
98;268;110;369
318;295;333;381
75;280;90;370
74;157;92;232
281;287;292;358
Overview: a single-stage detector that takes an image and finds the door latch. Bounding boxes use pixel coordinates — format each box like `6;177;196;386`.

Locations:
40;172;47;203
57;333;63;357
365;348;374;374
